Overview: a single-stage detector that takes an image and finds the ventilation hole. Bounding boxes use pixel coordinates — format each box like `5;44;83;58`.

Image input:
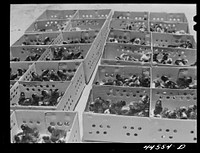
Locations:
190;130;194;134
89;131;92;134
169;136;173;139
173;129;177;133
64;122;70;126
50;122;56;126
57;122;63;126
23;121;26;123
126;133;130;136
26;88;29;91
92;124;96;127
107;125;110;128
194;137;197;140
123;126;127;129
166;96;170;99
133;94;136;97
166;129;170;132
96;131;100;134
158;128;162;132
99;125;103;128
138;127;142;130
29;120;33;124
38;89;41;92
161;135;165;138
32;88;35;91
103;131;107;134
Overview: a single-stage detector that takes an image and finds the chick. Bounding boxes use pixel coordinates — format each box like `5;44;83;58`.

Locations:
49;89;60;106
31;93;41;106
31;72;42;81
18;92;26;105
153;100;163;116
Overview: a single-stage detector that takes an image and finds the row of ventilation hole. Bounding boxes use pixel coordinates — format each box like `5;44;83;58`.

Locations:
111;35;147;42
19;47;46;53
71;130;79;142
89;124;196;141
116;16;147;20
119;21;146;25
151;17;182;22
81;14;108;18
49;15;73;18
150;22;178;28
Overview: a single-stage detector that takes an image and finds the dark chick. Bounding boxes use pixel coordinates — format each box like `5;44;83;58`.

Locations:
154;100;163;116
49;89;60;106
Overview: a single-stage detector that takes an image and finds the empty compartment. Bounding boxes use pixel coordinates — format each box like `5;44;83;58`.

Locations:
93;65;151;88
36;10;77;21
10;110;80;143
152;46;196;67
152;66;197;89
101;42;152;66
151;88;197;120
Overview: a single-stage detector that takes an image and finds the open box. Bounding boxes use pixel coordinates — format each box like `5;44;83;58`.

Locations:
151;88;197;119
152;46;196;67
36;10;78;21
112;11;149;20
82;86;197;143
93;65;151;88
10;61;85;111
37;44;91;62
74;9;112;19
10;110;80;143
101;42;152;66
10;45;49;62
152;66;197;89
10;62;34;81
67;18;106;31
107;29;151;46
25;19;70;33
11;32;63;47
149;21;189;34
110;18;149;32
152;32;196;49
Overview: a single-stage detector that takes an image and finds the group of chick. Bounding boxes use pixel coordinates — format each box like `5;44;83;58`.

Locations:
89;95;150;117
14;124;67;143
17;89;63;106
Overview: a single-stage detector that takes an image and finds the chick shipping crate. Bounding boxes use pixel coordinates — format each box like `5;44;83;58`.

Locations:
110;11;149;32
10;61;85;111
82;85;197;143
10;110;80;143
101;42;152;66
